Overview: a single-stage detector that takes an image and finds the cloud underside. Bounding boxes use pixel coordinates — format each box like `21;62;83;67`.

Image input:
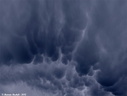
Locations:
0;0;127;96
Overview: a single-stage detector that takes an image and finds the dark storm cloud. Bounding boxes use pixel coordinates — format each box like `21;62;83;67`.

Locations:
0;0;127;96
0;0;88;64
91;1;127;96
0;59;114;96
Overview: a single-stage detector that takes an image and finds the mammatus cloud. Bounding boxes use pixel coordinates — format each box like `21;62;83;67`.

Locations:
0;56;114;96
0;0;127;96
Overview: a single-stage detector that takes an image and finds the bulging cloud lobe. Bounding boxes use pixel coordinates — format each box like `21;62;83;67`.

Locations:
0;0;127;96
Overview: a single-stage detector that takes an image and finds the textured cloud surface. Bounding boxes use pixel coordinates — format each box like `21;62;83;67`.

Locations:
0;0;127;96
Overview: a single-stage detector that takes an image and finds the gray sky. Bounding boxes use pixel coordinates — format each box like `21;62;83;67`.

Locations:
0;0;127;96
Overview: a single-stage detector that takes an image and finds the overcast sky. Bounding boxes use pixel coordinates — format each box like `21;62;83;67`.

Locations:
0;0;127;96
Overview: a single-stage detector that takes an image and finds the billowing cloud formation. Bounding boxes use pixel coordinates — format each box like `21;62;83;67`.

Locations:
0;0;127;96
